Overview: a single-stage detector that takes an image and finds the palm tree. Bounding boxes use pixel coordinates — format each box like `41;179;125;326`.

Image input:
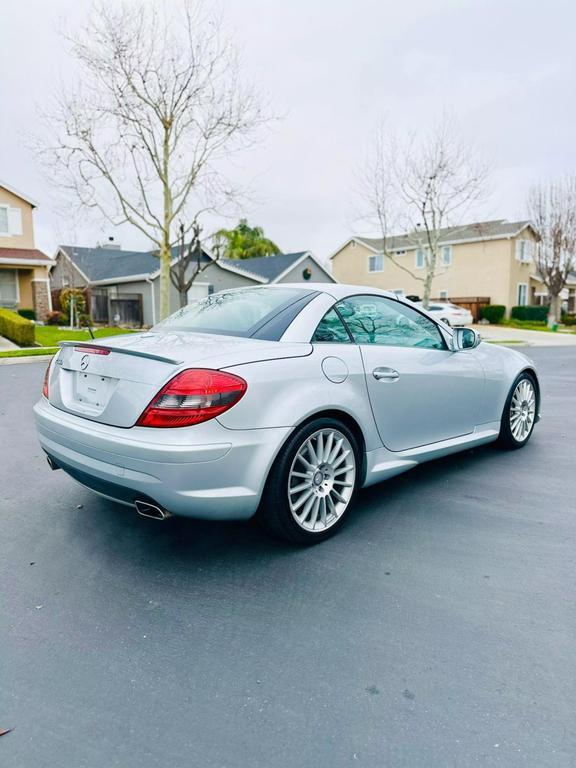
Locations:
212;219;280;260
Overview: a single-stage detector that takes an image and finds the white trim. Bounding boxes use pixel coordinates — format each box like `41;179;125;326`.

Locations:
0;258;53;267
271;251;336;284
328;237;380;261
0;180;38;208
0;267;20;305
31;277;53;312
90;272;153;286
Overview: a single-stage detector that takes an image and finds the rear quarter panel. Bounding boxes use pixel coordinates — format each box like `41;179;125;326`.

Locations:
474;342;539;423
218;344;383;452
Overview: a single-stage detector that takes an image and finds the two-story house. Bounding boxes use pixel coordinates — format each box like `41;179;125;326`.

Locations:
329;220;541;318
0;181;53;321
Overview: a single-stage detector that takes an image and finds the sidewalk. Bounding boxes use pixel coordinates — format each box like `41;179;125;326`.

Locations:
472;324;576;347
0;335;18;352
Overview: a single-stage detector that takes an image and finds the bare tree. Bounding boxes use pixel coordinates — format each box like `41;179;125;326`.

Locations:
360;118;489;307
41;0;269;319
170;220;217;308
528;177;576;327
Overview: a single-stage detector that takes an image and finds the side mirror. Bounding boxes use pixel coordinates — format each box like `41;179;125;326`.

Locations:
452;327;481;351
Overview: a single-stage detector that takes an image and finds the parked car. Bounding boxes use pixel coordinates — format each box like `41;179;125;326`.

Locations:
35;284;540;544
417;301;474;327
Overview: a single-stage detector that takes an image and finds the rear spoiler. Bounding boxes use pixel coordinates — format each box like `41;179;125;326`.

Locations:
58;341;182;365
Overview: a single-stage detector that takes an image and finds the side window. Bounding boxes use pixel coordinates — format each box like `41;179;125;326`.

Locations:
312;308;351;343
336;295;446;350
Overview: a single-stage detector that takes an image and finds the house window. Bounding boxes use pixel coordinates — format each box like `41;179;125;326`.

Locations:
0;269;19;306
368;253;384;273
0;206;9;235
516;240;533;263
439;290;448;300
415;249;425;269
441;245;452;266
517;283;528;306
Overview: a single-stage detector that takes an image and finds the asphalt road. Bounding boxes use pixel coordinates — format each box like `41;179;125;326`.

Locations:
1;348;575;768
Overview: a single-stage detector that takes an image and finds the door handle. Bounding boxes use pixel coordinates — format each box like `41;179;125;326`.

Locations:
373;367;400;381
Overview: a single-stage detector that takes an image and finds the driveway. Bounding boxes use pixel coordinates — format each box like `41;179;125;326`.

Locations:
472;323;576;346
1;349;575;768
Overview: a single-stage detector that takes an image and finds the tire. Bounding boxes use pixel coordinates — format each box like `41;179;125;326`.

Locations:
497;372;538;450
259;418;360;544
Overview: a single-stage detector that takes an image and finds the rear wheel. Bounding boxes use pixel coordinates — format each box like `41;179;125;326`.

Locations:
497;373;537;449
259;418;360;544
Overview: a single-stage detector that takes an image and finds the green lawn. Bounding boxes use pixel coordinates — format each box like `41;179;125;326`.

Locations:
0;347;59;359
34;326;135;347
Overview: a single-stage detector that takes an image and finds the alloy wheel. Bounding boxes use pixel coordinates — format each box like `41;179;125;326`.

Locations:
288;428;356;532
509;378;536;442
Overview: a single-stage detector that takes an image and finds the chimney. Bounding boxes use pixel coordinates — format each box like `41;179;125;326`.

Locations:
98;236;122;250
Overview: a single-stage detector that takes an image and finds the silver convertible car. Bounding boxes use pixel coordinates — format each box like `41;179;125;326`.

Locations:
35;284;540;544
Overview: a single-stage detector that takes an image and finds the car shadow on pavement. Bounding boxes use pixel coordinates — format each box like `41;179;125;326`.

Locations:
62;440;523;579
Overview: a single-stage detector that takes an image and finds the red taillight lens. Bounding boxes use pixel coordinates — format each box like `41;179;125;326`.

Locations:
42;355;55;399
74;346;110;355
136;369;247;428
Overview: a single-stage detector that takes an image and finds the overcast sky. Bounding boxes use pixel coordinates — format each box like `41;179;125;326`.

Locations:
1;0;575;261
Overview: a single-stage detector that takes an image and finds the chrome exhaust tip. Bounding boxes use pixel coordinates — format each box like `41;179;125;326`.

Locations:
46;455;60;471
135;499;171;521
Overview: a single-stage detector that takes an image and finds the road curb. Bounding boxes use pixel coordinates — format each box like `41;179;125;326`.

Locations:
0;356;54;366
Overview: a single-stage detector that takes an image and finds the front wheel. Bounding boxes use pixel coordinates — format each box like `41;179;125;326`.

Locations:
497;373;538;450
259;418;360;544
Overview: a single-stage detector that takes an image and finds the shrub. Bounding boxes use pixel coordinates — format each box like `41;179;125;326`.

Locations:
60;288;86;317
45;311;68;326
0;308;35;346
511;305;549;322
480;305;506;324
18;308;36;321
562;313;576;326
79;313;94;328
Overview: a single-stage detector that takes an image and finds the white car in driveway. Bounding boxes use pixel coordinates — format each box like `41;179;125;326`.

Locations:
35;284;540;544
417;301;474;327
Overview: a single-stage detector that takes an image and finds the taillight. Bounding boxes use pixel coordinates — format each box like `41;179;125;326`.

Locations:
42;355;55;399
136;369;247;428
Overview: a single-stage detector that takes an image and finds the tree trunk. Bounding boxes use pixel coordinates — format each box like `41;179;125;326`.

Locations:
178;288;188;308
547;294;562;328
159;234;171;320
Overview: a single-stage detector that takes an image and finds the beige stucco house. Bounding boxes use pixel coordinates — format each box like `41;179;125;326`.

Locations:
0;181;53;320
330;220;544;318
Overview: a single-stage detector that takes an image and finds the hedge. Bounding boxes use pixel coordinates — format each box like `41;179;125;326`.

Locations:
0;308;35;346
480;304;506;324
511;305;549;322
18;308;36;321
563;313;576;326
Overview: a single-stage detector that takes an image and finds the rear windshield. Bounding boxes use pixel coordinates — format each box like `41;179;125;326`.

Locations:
152;286;311;338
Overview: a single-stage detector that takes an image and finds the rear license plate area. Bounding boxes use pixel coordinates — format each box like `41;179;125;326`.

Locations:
74;372;115;408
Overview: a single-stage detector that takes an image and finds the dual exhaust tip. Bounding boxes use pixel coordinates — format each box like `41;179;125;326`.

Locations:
135;499;171;521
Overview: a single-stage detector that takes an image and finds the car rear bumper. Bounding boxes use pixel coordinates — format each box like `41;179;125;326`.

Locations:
34;398;291;520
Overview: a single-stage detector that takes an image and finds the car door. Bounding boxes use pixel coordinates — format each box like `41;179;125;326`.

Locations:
336;295;485;452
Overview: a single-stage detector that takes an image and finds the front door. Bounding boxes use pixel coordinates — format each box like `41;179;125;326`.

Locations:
337;295;485;452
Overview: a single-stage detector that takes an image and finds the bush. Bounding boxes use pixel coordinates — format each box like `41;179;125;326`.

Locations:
60;288;86;317
18;308;36;321
511;305;549;322
78;313;94;328
480;304;506;324
0;308;35;346
45;311;68;326
562;313;576;326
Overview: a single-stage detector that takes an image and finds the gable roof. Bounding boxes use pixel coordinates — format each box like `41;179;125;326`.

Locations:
219;251;309;281
58;245;164;282
331;220;536;258
58;244;333;285
0;180;39;208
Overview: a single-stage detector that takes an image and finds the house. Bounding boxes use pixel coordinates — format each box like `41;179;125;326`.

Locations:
329;220;542;319
0;181;53;320
50;244;335;327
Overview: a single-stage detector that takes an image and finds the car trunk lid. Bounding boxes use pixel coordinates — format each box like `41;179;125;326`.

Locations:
48;331;311;427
